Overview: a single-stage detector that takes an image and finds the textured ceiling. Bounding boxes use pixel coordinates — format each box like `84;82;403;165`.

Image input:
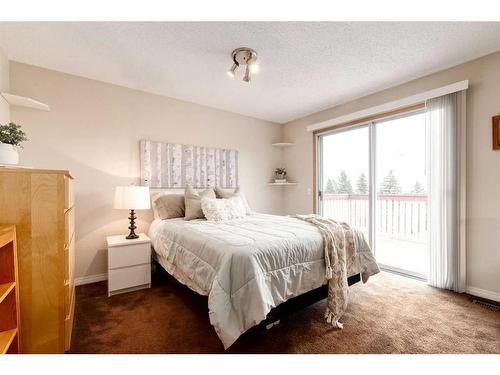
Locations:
1;22;500;123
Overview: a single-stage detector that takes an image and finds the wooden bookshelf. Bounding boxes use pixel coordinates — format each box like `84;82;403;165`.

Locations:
0;225;20;354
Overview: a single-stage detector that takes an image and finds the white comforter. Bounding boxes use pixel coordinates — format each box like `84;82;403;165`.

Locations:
148;213;378;349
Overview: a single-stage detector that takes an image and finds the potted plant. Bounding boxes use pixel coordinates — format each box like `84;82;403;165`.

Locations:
274;167;287;182
0;122;28;165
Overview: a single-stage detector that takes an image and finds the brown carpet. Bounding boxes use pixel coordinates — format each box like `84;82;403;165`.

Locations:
69;268;500;354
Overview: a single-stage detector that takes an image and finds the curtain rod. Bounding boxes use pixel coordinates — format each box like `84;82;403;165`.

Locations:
307;80;469;133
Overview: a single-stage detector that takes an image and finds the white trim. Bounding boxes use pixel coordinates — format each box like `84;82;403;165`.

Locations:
315;133;322;215
368;122;376;250
307;80;469;132
466;286;500;303
75;273;108;286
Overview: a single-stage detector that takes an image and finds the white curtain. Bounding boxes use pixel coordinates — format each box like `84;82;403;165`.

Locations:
426;91;466;292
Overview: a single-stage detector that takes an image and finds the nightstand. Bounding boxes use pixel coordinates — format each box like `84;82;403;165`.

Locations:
107;233;151;297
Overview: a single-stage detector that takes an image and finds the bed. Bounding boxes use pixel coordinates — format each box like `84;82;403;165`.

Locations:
148;212;379;349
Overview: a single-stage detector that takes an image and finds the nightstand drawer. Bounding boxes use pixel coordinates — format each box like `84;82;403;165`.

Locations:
108;242;150;269
108;264;151;292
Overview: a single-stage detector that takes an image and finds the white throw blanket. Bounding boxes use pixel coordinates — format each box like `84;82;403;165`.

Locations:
295;214;378;328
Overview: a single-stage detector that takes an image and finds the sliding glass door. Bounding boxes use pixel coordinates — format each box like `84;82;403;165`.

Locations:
374;113;427;278
317;110;428;279
319;126;370;240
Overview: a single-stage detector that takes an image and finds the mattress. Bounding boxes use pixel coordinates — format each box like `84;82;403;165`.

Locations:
148;213;378;349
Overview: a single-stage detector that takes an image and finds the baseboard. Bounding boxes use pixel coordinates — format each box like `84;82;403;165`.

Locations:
466;286;500;303
75;273;108;286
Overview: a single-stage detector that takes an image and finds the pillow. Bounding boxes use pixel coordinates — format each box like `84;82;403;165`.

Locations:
152;193;185;220
184;185;216;220
214;186;252;214
201;196;246;222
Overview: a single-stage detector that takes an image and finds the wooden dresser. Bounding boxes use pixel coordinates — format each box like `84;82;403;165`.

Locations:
0;167;75;353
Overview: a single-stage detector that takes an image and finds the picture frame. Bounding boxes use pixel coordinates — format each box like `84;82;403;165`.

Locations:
493;115;500;150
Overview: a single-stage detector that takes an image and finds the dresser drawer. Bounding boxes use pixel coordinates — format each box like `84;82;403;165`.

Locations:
108;242;150;269
65;177;74;209
64;281;73;317
64;208;75;246
65;284;75;317
65;290;75;351
65;236;75;282
108;264;151;293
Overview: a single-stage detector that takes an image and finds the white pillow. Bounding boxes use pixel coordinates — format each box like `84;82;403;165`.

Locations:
214;187;253;215
201;196;246;222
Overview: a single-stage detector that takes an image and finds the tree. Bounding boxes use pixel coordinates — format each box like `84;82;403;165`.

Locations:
336;170;353;194
324;178;337;194
411;181;426;194
356;173;368;194
379;170;402;194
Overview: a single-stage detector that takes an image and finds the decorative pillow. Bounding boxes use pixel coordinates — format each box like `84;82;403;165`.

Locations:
152;193;185;220
201;196;247;222
184;185;216;220
214;186;252;214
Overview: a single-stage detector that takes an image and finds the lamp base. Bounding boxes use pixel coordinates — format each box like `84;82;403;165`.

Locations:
126;209;139;240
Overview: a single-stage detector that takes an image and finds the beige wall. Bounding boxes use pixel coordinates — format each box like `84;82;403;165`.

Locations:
283;51;500;298
10;62;284;280
0;48;9;123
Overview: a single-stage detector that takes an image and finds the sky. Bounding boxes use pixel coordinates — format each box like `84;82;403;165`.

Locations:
321;112;427;194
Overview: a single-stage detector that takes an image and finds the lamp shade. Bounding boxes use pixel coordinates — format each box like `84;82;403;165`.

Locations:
114;186;151;210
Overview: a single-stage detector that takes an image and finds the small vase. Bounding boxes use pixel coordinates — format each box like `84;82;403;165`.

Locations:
0;143;19;165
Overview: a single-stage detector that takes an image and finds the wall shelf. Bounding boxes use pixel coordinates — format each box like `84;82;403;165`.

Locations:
1;92;50;111
271;142;294;147
268;182;297;186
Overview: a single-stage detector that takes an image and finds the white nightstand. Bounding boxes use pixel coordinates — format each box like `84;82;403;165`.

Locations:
107;233;151;297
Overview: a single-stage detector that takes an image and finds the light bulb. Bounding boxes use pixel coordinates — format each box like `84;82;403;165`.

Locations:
243;64;251;82
227;63;238;78
250;63;259;74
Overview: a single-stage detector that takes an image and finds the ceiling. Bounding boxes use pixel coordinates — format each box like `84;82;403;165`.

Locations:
1;22;500;123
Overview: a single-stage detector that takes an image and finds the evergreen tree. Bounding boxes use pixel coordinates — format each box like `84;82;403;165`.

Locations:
379;170;402;194
336;170;353;194
356;173;368;194
324;178;337;194
411;181;425;194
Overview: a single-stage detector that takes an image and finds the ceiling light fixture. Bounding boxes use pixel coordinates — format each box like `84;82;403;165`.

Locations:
227;47;258;83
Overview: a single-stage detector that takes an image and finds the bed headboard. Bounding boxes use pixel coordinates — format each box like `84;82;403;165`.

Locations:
140;140;239;189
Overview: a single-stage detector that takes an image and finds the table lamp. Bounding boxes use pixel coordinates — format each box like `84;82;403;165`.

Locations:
114;185;151;239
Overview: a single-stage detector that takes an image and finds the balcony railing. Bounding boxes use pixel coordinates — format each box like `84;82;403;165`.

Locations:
321;193;428;242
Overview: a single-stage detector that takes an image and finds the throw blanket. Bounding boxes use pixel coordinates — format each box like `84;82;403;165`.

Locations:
295;214;377;328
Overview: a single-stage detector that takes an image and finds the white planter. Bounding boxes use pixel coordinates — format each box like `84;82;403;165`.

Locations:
0;143;19;165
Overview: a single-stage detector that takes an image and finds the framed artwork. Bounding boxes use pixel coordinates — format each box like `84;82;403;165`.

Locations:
493;115;500;150
140;140;239;189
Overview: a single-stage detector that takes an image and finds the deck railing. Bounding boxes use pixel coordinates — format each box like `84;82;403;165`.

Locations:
321;194;428;242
